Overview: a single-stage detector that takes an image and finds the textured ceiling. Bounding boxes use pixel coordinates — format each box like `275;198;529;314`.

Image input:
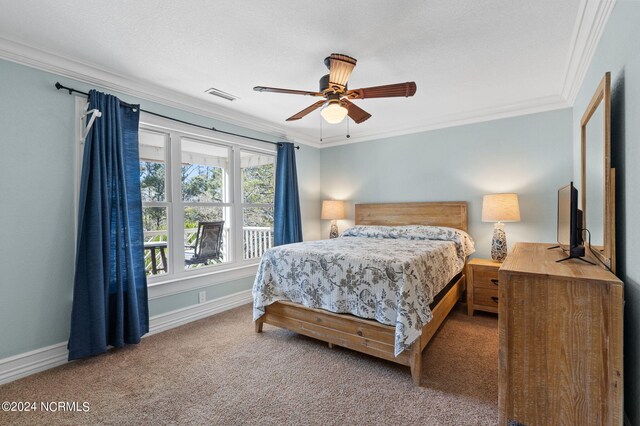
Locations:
0;0;582;145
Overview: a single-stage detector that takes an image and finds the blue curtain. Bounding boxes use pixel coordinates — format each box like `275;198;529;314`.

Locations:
68;90;148;360
273;142;303;246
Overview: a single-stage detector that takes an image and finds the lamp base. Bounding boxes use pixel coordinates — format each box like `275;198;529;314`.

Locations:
491;222;507;262
329;221;339;239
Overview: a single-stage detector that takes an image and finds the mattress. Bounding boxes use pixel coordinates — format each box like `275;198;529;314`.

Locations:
252;225;475;355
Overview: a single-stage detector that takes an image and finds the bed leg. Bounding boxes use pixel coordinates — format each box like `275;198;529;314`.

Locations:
409;343;423;386
254;319;264;333
328;342;334;349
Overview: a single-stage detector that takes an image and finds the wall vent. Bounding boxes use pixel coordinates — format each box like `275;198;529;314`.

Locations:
205;87;239;101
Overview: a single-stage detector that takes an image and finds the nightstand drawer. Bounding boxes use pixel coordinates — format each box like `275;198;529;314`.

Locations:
473;286;499;307
472;268;500;289
466;258;502;316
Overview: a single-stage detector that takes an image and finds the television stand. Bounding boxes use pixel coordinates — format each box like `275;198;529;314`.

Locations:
556;255;596;265
549;244;597;265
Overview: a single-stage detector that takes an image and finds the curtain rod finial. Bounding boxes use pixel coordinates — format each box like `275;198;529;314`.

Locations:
55;82;73;95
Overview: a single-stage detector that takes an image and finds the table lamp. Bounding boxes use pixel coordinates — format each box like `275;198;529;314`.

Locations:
482;193;520;262
321;200;346;239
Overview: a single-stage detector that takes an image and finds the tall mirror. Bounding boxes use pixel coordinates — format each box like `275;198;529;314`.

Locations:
581;72;615;272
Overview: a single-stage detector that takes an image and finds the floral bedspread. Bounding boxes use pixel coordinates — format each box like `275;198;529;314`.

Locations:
253;225;475;356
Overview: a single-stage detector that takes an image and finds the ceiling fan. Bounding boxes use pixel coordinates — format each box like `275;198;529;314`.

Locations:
254;53;417;125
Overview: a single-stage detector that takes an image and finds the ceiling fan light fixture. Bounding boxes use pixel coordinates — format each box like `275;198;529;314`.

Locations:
320;102;348;124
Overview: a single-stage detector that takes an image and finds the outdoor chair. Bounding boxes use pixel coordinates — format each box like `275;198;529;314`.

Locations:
185;221;224;266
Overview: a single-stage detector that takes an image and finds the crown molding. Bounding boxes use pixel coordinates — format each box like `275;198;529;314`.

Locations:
561;0;616;105
0;36;322;149
318;94;570;148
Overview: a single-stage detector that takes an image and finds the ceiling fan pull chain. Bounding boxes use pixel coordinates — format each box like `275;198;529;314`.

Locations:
346;117;350;139
320;114;323;142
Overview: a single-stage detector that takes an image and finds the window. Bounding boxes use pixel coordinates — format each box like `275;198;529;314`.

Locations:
138;118;276;281
181;139;231;269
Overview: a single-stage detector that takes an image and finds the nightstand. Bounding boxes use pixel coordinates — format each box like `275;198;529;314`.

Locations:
466;258;501;316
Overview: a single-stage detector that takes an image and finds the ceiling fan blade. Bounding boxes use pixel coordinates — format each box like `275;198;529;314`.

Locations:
328;53;357;89
346;82;417;99
341;99;372;124
286;100;327;121
254;86;323;97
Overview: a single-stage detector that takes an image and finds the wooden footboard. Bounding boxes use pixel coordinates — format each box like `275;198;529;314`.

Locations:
255;273;465;385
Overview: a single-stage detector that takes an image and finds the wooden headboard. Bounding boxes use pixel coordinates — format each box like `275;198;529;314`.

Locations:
355;202;468;232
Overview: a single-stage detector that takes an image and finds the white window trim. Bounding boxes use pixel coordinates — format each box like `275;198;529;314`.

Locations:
74;99;276;299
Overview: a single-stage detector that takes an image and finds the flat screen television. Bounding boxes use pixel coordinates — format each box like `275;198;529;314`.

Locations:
556;182;586;261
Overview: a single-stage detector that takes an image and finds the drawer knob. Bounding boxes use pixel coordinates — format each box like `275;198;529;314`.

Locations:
491;296;499;304
491;279;499;285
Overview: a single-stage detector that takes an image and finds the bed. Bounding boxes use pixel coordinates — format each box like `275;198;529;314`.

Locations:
253;202;472;385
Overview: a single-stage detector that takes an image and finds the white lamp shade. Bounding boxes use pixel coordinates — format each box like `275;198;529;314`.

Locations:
321;200;346;220
320;103;348;124
482;193;521;222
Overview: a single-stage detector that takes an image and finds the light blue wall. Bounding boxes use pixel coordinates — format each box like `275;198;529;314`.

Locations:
0;58;321;359
572;1;640;423
320;108;573;258
148;276;254;316
296;141;322;242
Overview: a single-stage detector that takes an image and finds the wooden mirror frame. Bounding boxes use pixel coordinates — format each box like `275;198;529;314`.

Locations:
581;72;615;273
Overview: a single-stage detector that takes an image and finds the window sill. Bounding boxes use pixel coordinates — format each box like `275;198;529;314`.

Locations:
147;262;260;300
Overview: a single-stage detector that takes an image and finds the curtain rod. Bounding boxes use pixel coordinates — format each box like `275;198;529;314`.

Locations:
54;82;300;150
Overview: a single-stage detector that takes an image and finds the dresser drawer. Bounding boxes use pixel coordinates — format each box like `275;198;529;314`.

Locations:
472;268;500;289
473;286;499;308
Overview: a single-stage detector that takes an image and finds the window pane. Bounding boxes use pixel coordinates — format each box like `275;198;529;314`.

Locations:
139;130;167;202
243;207;274;260
143;207;169;276
182;139;229;203
184;206;230;269
241;151;275;204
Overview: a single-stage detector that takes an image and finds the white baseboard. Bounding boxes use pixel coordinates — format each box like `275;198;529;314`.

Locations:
0;289;252;386
148;289;252;335
0;342;69;386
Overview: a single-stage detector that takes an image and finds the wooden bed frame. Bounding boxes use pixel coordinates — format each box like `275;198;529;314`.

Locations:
254;202;468;385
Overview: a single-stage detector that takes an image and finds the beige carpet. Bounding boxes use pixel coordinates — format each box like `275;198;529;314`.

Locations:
0;303;498;425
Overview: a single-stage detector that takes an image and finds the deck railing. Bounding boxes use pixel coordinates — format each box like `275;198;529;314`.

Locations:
243;226;274;260
143;227;273;274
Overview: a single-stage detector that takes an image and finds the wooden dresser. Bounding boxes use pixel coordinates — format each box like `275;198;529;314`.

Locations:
498;243;623;425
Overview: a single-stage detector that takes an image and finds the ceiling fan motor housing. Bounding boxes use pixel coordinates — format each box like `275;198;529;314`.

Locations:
319;74;347;94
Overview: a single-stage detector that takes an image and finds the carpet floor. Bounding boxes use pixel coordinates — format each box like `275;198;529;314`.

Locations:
0;303;499;425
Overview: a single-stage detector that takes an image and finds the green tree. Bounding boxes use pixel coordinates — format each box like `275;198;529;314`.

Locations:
182;164;223;203
182;164;224;228
242;163;274;228
140;161;166;231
